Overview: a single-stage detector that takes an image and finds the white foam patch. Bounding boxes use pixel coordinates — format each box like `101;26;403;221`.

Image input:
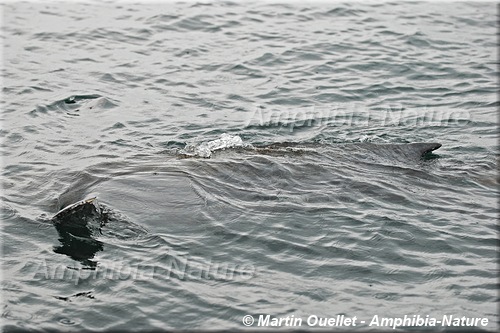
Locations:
181;133;247;158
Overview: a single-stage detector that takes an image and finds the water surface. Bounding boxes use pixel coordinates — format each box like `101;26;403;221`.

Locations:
1;1;498;331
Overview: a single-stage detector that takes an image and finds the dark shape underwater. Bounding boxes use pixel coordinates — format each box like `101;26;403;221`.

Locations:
52;198;104;267
51;141;442;265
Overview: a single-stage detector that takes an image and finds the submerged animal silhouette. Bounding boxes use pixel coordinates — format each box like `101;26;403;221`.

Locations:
179;140;442;159
53;141;442;225
51;141;442;265
249;142;442;158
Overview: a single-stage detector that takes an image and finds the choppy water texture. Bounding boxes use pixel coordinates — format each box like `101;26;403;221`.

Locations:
1;1;498;331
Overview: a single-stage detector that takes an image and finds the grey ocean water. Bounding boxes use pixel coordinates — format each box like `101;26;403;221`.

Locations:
1;1;498;331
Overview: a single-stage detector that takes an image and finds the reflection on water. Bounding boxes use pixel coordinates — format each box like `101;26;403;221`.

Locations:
53;228;103;268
